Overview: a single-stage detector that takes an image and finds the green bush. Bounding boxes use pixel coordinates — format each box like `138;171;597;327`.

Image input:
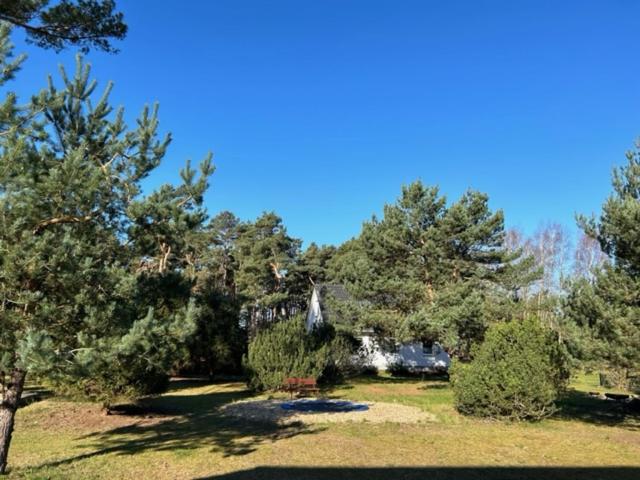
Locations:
319;330;367;383
598;369;639;393
244;317;330;391
387;361;412;377
451;318;570;421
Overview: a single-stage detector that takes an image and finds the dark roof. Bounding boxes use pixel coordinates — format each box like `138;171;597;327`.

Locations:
314;284;353;323
316;283;352;302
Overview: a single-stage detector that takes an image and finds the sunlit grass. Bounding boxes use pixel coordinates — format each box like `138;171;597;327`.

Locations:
570;371;632;395
6;372;639;479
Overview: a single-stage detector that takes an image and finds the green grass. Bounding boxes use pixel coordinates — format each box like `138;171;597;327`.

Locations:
329;373;459;422
5;374;640;479
569;371;632;395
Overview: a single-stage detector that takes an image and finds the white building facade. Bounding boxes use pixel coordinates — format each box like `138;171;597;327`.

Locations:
306;284;451;372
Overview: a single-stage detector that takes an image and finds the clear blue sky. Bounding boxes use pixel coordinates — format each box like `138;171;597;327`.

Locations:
12;0;640;246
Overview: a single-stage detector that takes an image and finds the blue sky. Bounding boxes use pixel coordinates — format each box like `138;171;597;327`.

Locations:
12;0;640;246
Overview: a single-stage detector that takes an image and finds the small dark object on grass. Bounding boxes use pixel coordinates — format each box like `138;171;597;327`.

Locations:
605;393;630;402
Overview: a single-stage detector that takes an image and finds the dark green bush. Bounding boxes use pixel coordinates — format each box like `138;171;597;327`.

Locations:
320;332;366;383
244;317;330;391
47;363;170;409
451;318;570;421
387;361;412;377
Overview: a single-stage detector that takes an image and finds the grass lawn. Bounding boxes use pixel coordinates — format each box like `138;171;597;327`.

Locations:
5;373;639;479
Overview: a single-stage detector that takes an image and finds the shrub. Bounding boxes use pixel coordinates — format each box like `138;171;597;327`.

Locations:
387;361;412;377
451;318;570;421
244;317;330;391
47;363;170;409
321;332;371;382
598;369;639;393
359;365;379;376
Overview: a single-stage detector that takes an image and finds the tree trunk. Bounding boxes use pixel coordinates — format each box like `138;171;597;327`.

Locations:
0;369;26;475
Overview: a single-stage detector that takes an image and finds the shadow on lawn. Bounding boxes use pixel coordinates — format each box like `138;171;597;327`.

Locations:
198;466;640;480
25;380;323;472
555;389;640;430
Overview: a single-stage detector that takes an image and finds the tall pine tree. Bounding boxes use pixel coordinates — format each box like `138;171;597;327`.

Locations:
0;49;213;472
566;145;640;388
235;212;302;335
330;181;538;357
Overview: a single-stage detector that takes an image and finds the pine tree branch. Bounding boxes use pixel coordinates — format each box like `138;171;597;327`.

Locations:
0;106;45;137
0;14;119;43
33;214;93;234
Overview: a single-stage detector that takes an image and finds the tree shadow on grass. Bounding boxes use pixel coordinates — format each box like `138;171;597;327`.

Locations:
554;389;640;430
22;382;323;473
198;466;640;480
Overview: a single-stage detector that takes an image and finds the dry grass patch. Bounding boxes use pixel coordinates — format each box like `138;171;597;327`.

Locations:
19;400;173;433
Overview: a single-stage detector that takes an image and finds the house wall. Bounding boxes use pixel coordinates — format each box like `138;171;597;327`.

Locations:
360;335;451;371
305;287;451;371
360;335;397;370
305;288;323;331
397;343;450;369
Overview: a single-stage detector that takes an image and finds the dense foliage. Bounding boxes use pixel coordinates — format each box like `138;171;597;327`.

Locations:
0;0;126;52
452;318;570;421
179;212;245;378
0;23;213;471
329;182;540;358
244;317;330;391
0;51;214;402
565;146;640;390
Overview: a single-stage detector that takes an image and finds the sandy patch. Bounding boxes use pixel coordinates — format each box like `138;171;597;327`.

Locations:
222;398;435;425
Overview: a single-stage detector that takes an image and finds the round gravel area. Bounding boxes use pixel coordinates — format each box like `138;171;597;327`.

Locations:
222;398;435;425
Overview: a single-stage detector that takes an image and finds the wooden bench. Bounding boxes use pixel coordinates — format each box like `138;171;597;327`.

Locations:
283;377;320;398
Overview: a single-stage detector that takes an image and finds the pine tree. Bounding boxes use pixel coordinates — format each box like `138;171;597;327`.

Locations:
182;211;246;379
244;316;330;391
235;212;302;335
0;0;127;52
566;145;640;388
0;49;213;473
299;243;336;285
330;181;538;357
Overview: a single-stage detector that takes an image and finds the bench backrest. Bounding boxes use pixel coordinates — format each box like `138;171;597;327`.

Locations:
284;377;316;387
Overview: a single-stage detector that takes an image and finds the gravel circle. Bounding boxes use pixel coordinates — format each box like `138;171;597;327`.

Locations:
222;398;435;425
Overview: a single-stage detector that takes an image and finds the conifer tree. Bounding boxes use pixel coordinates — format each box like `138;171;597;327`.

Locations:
566;146;640;387
330;181;538;357
235;212;302;335
0;0;127;52
299;243;336;285
182;211;245;379
0;46;213;473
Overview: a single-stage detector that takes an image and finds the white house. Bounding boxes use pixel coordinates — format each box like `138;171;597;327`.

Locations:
306;284;451;372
